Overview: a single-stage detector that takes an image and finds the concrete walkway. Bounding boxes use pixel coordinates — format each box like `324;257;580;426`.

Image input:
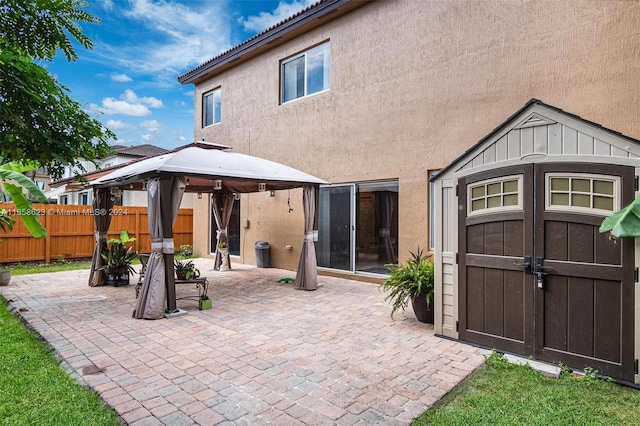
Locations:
1;259;487;425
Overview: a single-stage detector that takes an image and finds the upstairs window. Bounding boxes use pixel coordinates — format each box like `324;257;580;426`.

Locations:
281;42;330;103
203;88;221;127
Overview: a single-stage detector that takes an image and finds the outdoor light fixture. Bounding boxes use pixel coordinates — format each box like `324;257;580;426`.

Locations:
197;192;202;199
142;180;148;190
214;180;223;190
268;190;275;197
258;183;266;192
233;193;241;200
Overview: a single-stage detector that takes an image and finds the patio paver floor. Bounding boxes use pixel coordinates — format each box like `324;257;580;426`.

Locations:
1;258;487;425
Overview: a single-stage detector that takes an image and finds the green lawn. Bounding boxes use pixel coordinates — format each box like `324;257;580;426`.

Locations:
0;300;121;425
414;351;640;425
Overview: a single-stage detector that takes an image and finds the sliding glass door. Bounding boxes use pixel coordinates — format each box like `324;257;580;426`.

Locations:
317;185;354;271
318;181;398;275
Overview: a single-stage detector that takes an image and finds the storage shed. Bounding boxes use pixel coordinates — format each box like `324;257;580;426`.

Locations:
432;99;640;382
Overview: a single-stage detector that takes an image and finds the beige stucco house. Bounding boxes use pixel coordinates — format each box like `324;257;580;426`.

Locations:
179;0;640;380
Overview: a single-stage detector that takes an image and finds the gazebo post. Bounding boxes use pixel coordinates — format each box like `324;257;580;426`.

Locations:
160;175;178;313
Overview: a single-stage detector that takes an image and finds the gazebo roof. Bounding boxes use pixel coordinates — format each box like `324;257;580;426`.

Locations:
90;146;327;193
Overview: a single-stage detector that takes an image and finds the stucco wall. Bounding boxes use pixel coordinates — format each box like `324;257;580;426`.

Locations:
189;0;640;270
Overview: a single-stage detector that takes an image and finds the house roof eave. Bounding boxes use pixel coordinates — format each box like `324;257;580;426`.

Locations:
177;0;369;85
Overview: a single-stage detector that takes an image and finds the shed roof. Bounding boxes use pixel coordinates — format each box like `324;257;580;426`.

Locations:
432;99;640;182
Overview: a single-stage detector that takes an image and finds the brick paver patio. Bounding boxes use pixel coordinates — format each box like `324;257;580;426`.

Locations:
1;258;487;425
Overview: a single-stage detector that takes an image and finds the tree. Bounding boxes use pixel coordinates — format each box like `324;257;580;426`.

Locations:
0;0;114;180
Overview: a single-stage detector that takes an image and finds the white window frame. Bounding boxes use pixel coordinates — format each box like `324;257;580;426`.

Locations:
203;87;221;128
280;41;330;104
467;175;523;216
545;172;620;216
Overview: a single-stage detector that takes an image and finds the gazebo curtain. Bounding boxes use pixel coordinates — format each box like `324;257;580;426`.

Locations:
295;186;318;290
133;177;185;319
88;188;114;287
212;193;235;271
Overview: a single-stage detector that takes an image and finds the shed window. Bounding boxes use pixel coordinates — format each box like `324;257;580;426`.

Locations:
468;175;522;215
546;173;619;215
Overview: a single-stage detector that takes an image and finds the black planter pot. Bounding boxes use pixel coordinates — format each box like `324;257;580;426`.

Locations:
105;267;130;287
411;291;434;324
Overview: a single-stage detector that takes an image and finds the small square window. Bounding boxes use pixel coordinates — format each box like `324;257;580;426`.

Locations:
203;88;221;127
281;42;330;103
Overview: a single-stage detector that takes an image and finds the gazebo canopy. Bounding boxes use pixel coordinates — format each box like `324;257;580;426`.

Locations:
91;144;326;193
89;143;326;319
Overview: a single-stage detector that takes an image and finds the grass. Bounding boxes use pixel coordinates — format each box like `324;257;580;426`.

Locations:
6;253;199;276
414;351;640;425
0;299;121;425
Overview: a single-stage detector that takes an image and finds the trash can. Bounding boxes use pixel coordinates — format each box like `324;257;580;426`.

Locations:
255;241;270;268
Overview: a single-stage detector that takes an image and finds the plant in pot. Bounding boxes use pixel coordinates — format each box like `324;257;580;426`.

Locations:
175;259;200;280
381;247;434;323
99;231;137;286
217;241;230;271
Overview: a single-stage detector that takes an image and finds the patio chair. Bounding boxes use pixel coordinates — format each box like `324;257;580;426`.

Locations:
135;253;150;299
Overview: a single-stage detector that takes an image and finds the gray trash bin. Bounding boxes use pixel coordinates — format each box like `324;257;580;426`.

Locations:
255;241;270;268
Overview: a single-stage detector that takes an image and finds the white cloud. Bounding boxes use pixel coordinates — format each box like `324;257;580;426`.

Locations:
111;73;132;82
105;119;127;130
179;135;186;141
92;0;233;84
140;120;162;133
239;0;316;33
90;90;162;116
92;98;151;116
99;0;114;11
122;89;163;108
141;134;153;141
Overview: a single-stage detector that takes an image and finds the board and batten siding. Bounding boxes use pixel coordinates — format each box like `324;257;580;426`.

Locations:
432;103;640;338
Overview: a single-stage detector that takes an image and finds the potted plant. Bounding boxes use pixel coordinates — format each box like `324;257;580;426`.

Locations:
99;231;137;286
0;266;11;286
381;247;434;323
217;241;230;271
175;259;200;280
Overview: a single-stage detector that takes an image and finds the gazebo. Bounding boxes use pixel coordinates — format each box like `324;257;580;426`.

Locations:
89;142;326;319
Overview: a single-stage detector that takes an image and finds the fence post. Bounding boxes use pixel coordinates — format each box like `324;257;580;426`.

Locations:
45;208;51;264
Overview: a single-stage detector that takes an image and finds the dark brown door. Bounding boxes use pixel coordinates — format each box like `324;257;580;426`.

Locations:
533;163;635;381
459;163;635;381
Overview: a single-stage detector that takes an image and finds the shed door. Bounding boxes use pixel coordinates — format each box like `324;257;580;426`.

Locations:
459;163;634;381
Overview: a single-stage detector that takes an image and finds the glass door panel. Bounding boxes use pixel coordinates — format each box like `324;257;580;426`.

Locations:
317;185;354;271
355;182;398;273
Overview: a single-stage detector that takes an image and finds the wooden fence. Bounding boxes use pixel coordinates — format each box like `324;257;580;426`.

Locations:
0;203;193;264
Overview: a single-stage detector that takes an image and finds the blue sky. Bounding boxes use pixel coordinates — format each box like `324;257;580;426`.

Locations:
47;0;315;150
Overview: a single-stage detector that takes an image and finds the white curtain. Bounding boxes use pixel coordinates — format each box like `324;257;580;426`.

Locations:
295;186;318;290
212;193;235;271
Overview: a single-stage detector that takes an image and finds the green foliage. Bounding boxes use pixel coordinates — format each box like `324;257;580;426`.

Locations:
0;0;98;62
217;241;228;249
600;194;640;239
0;161;48;238
381;247;434;319
179;244;194;256
0;300;121;425
174;259;200;280
99;231;136;274
0;0;114;180
0;207;14;233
